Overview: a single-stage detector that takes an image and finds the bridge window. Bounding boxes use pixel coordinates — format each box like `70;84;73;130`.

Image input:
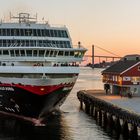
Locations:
33;50;38;56
45;30;50;36
74;51;79;57
37;29;41;36
50;30;54;37
58;51;63;56
70;51;74;56
2;40;6;47
41;29;45;36
61;30;68;38
10;50;14;56
45;50;50;57
11;29;15;36
7;40;11;47
78;52;83;57
3;50;9;55
65;51;69;56
16;29;20;36
26;50;32;56
21;29;25;36
26;40;30;46
54;51;57;57
54;30;57;37
33;29;37;36
39;50;44;57
15;50;20;56
2;29;6;36
20;50;25;56
0;40;2;46
58;30;61;37
66;41;71;48
7;29;11;36
25;29;32;36
50;51;54;57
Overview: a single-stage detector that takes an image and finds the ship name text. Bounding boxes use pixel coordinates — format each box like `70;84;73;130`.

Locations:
0;87;14;91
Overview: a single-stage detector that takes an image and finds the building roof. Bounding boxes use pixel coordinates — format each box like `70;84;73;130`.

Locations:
102;60;140;74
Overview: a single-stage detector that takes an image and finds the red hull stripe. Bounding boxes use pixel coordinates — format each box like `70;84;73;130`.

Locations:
0;83;74;95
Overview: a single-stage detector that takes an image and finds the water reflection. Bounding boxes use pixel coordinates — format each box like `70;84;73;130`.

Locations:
0;114;72;140
0;67;131;140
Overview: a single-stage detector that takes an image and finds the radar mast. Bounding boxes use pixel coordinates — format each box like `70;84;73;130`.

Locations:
10;13;37;23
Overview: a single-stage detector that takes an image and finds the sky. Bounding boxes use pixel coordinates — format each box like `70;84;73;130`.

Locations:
0;0;140;63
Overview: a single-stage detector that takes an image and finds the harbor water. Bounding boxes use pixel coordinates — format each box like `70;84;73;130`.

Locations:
0;67;126;140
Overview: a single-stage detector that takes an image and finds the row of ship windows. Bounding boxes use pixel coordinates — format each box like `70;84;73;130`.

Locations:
0;73;75;78
0;29;68;38
0;50;84;58
0;40;71;48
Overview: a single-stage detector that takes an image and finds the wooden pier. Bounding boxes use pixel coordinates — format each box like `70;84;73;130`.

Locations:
77;90;140;140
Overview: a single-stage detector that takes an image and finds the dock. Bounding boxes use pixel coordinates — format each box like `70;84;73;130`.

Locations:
77;90;140;139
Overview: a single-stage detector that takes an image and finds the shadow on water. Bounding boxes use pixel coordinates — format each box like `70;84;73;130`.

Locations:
0;113;72;140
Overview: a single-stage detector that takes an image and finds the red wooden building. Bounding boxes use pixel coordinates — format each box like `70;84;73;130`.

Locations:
102;55;140;96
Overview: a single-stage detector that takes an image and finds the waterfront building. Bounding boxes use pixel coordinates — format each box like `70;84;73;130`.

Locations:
102;54;140;96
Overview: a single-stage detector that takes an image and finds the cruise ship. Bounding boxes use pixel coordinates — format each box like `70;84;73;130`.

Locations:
0;13;87;122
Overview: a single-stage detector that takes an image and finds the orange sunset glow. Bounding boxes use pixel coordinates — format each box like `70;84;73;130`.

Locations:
1;0;140;64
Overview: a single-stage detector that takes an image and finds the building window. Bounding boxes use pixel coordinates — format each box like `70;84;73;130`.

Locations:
136;57;139;60
138;66;140;71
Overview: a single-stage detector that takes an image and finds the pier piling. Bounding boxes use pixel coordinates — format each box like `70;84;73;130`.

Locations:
77;90;140;139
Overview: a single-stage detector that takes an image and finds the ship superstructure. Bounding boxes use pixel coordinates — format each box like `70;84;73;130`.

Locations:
0;13;86;121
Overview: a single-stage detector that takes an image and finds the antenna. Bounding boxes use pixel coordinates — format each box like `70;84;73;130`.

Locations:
10;13;37;23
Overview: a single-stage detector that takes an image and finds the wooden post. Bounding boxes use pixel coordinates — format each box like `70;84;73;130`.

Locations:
108;114;114;129
122;121;129;139
90;105;94;116
103;112;108;127
115;117;121;136
85;102;90;114
98;110;102;125
80;100;83;109
130;124;138;140
94;108;97;119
